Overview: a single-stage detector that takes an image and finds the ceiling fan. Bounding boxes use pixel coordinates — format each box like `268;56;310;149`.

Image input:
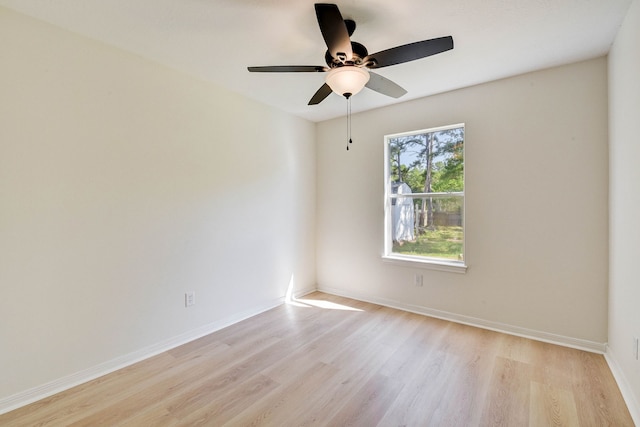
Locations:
248;3;454;105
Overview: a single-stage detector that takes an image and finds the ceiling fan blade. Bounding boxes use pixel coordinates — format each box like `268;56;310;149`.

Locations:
365;36;453;69
248;65;327;72
365;72;407;98
315;3;352;61
308;83;333;105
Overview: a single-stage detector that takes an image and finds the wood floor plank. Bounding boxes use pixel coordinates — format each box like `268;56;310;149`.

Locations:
64;342;239;426
480;356;533;426
529;339;577;390
0;292;634;426
571;351;634;426
222;361;339;427
430;329;504;426
172;373;280;426
327;373;405;427
376;349;462;426
0;352;178;425
112;407;178;427
529;381;580;427
280;331;399;426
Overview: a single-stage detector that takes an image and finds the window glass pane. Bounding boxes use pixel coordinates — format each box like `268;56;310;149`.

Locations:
392;196;464;261
386;125;464;264
388;127;464;194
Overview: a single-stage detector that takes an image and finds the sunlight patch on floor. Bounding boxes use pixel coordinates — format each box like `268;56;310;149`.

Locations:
287;298;363;311
285;274;362;311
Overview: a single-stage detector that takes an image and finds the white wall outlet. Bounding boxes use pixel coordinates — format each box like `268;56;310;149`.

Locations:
414;274;423;287
185;292;195;307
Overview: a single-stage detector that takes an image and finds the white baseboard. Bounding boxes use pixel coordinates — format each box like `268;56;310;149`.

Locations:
0;296;285;415
293;286;318;299
318;285;607;353
605;347;640;426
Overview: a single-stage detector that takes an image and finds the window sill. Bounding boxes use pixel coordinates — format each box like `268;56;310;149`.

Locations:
382;254;468;274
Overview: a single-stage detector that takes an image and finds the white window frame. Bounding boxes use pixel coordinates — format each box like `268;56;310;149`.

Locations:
383;123;467;273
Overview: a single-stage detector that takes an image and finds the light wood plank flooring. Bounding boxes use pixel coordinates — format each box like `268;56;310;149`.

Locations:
0;292;634;426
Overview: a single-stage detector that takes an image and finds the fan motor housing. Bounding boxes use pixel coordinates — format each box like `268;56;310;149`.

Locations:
325;41;369;67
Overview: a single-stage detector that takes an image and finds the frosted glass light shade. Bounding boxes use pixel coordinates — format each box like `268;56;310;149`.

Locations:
325;67;370;97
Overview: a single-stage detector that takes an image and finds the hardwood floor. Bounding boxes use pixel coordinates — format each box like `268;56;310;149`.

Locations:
1;292;634;426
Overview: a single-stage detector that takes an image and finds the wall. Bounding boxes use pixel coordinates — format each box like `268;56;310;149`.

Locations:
317;57;609;349
0;7;316;409
608;0;640;421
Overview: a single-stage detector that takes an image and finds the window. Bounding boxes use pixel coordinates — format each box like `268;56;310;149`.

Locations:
383;124;466;272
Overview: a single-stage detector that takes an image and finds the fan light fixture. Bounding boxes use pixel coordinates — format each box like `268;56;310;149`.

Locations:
325;66;370;98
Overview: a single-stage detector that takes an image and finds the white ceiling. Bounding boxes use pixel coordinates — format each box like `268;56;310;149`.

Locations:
0;0;632;122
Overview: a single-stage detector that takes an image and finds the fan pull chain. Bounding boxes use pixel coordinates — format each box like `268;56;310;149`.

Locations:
346;95;352;151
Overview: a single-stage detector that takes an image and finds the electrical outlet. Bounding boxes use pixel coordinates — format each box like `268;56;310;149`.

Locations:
634;337;639;360
414;274;423;287
185;292;195;307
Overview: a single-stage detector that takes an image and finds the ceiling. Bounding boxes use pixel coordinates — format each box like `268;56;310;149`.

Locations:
0;0;632;122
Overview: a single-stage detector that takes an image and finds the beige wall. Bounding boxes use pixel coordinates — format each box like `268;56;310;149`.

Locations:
0;7;316;406
608;0;640;420
317;57;609;348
